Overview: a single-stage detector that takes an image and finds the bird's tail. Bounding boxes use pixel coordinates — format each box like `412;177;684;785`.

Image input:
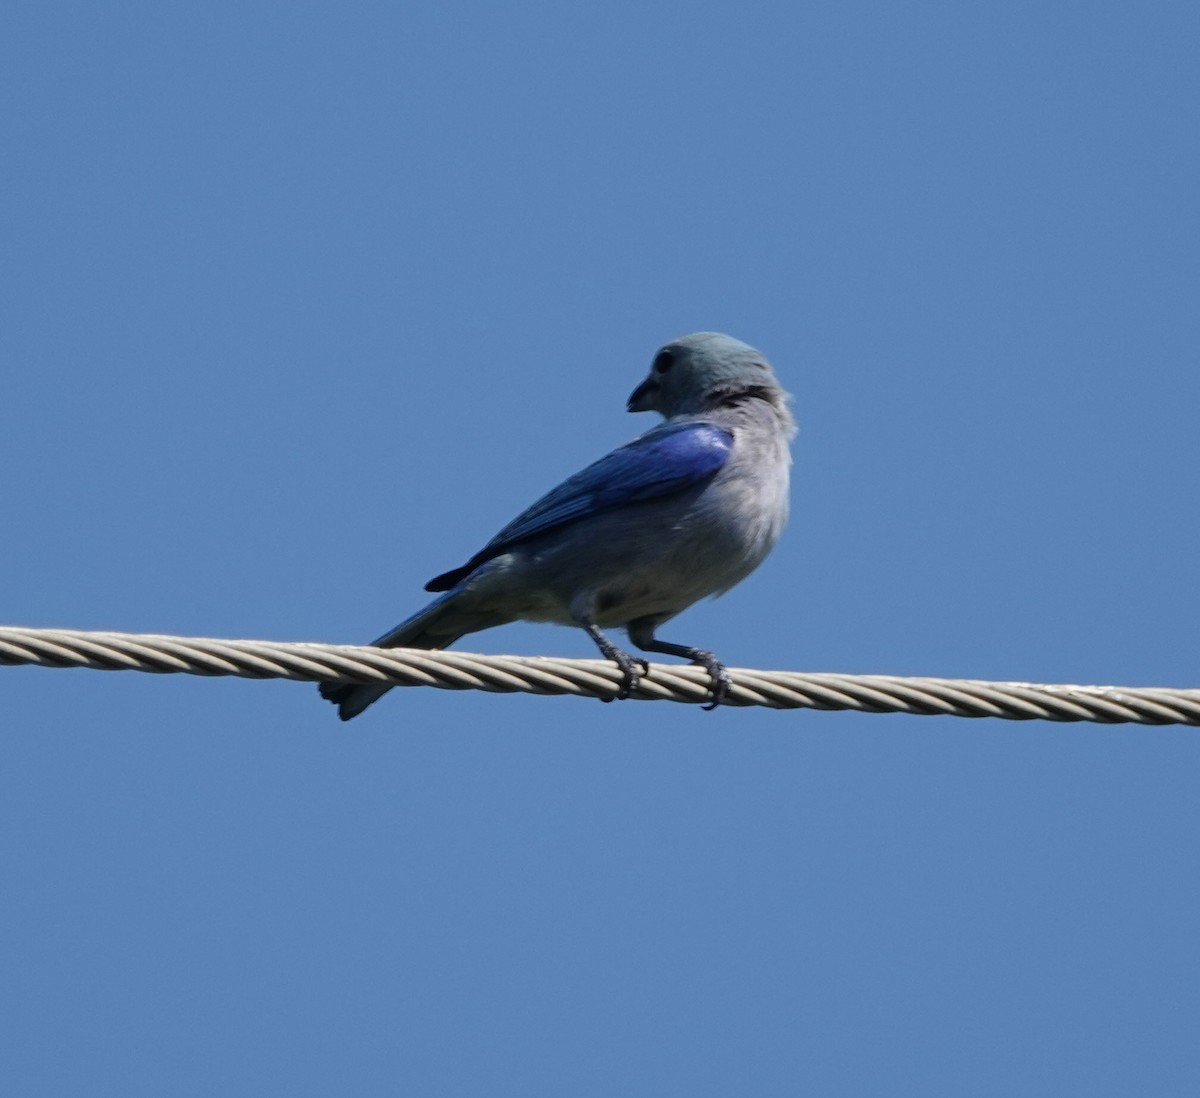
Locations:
318;681;394;722
319;591;507;721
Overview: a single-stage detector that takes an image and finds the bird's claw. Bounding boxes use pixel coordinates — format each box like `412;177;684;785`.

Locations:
600;653;649;702
695;652;731;711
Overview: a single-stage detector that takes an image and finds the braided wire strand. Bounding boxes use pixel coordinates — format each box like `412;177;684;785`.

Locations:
1;625;1197;725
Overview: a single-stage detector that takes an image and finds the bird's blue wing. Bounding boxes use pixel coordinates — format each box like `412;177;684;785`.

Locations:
425;421;734;591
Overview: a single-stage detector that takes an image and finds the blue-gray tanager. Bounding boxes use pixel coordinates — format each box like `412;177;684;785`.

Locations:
321;332;795;720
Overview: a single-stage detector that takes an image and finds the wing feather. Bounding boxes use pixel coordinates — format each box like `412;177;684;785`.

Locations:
425;421;734;591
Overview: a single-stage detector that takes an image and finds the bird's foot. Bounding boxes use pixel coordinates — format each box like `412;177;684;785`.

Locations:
690;650;732;710
599;650;649;702
582;621;649;702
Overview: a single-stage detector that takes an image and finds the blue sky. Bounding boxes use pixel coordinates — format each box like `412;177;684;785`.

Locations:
2;1;1199;1094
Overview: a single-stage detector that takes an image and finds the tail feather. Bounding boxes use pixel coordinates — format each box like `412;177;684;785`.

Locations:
319;680;393;722
319;590;509;721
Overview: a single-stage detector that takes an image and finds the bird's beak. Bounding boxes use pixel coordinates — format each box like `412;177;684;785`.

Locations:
627;377;658;412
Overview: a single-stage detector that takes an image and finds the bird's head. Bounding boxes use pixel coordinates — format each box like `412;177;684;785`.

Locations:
627;332;790;421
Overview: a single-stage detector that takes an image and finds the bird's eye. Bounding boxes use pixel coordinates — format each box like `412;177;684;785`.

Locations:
653;350;675;374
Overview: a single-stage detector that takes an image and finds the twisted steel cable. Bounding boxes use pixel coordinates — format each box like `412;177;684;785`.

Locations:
1;625;1197;725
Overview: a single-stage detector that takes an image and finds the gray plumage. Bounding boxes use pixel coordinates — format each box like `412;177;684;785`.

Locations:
321;332;796;720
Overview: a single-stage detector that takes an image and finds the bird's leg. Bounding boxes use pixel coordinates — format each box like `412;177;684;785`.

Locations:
628;618;731;710
579;621;647;701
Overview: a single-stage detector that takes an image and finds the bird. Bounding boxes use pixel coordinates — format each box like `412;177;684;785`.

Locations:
320;332;796;720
